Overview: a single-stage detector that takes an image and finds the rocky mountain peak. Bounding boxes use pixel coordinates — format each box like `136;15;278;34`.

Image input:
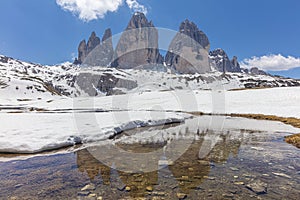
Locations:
87;32;101;54
74;14;243;75
90;31;96;38
180;19;196;32
250;67;268;75
82;28;114;67
179;19;210;51
102;28;112;43
212;48;226;55
209;48;241;73
76;40;87;64
75;28;114;66
127;12;154;29
165;19;211;74
231;56;240;68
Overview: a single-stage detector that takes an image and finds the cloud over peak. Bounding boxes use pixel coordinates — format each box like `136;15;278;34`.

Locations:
241;54;300;71
126;0;148;15
56;0;148;22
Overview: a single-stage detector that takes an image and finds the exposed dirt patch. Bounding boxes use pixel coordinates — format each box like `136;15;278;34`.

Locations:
284;134;300;148
229;114;300;129
229;87;271;91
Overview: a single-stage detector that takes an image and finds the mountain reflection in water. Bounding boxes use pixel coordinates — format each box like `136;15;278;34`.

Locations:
1;116;299;199
76;127;243;198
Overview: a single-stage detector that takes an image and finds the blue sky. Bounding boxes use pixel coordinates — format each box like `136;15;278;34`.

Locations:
0;0;300;78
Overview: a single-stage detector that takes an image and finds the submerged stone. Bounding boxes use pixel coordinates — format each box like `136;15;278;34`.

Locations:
177;193;187;199
246;180;267;195
81;183;96;191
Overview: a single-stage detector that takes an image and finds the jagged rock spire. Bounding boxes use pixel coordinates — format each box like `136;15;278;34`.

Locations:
87;32;101;55
76;40;87;64
75;32;101;65
83;28;114;67
127;12;154;29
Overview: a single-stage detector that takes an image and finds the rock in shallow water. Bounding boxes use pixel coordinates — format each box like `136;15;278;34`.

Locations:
125;186;131;192
177;193;187;199
222;193;234;198
81;183;96;191
272;172;291;179
246;180;267;195
230;167;239;171
146;186;153;192
88;193;96;198
78;191;91;196
234;182;244;185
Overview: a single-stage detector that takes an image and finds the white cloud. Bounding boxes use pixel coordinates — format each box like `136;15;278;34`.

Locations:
126;0;148;15
56;0;123;21
241;54;300;71
56;0;148;22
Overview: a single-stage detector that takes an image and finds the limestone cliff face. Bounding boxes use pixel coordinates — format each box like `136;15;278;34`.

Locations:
75;29;114;66
112;12;163;69
165;20;211;74
87;32;100;55
83;29;114;67
179;19;210;51
76;40;87;64
74;13;243;75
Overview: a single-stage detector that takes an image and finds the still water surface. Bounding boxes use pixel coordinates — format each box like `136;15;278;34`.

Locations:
0;116;299;199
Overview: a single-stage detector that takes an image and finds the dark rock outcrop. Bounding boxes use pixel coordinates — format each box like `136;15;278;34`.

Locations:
209;49;241;72
75;29;114;66
76;72;138;96
231;56;241;71
0;55;9;63
165;20;211;74
87;32;101;55
76;40;87;64
241;68;249;74
250;67;268;75
102;28;112;42
112;12;163;69
83;28;114;67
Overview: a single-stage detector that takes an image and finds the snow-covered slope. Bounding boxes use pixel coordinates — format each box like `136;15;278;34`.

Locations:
0;55;78;99
2;86;300;154
2;87;299;118
1;55;300;99
1;55;300;155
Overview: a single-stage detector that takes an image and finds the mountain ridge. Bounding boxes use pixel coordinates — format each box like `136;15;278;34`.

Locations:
1;54;300;99
1;13;299;99
74;12;242;74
